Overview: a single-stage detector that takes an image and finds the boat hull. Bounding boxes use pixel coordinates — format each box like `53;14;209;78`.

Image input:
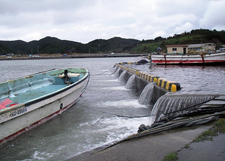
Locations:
151;53;225;65
0;68;89;144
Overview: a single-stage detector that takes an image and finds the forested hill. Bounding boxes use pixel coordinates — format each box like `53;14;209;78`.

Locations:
130;29;225;53
0;29;225;55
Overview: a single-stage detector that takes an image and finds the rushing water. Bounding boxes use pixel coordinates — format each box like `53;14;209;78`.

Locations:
125;74;136;89
118;70;127;82
138;82;155;107
0;58;224;161
148;94;217;126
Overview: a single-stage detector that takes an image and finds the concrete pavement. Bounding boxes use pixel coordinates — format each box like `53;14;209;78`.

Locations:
67;124;213;161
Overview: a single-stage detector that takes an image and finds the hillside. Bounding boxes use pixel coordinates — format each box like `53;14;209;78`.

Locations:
0;29;225;55
130;29;225;53
87;37;140;53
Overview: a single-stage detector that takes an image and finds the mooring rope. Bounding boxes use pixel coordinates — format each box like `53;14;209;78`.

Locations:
90;67;115;76
80;72;91;95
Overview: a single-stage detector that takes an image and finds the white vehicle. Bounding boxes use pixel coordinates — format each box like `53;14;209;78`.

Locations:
216;48;225;52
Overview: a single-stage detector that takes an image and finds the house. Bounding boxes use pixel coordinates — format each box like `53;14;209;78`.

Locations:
165;43;216;54
188;43;215;52
166;45;188;54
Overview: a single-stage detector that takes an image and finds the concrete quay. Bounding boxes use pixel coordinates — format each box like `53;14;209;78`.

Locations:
67;124;214;161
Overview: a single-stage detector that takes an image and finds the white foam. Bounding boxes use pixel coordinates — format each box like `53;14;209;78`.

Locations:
99;117;148;129
67;116;149;158
101;86;129;90
97;79;119;82
79;117;103;127
99;70;108;72
98;100;147;108
32;151;57;160
96;116;149;144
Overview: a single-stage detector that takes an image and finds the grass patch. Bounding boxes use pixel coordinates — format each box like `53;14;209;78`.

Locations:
163;152;178;161
193;130;216;142
164;118;225;161
214;118;225;133
193;118;225;142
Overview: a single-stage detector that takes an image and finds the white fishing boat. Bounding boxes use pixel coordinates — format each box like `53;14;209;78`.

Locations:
151;52;225;65
0;68;89;144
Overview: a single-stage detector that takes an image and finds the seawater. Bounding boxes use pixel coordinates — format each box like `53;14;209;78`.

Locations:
0;57;149;161
132;64;225;95
0;58;224;161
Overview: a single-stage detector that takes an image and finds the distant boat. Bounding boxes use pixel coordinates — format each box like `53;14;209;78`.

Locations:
150;53;225;65
0;68;89;144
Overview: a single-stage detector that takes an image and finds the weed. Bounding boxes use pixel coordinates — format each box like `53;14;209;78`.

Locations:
184;144;190;149
193;118;225;142
214;118;225;133
163;152;178;161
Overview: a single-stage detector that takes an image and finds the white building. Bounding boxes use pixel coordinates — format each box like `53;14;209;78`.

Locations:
188;43;216;51
166;45;188;54
166;43;216;54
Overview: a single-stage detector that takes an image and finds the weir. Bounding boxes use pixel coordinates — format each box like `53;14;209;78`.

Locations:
138;82;155;107
113;62;224;128
118;70;127;82
149;94;218;126
114;68;120;77
114;65;167;107
125;75;136;89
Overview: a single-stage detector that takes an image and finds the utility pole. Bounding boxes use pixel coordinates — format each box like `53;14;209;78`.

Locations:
98;44;100;53
37;45;39;54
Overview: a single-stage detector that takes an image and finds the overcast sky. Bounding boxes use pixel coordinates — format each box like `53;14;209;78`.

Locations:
0;0;224;43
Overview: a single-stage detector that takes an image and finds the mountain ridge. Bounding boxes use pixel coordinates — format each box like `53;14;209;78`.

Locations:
0;29;225;55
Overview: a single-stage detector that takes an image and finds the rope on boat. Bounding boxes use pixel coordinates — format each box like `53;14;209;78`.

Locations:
32;68;56;75
80;72;90;95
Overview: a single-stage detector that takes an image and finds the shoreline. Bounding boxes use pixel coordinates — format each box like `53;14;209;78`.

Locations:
0;53;149;61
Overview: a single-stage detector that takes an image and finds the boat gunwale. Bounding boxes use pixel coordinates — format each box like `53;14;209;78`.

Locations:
152;61;225;66
151;52;225;59
25;70;89;107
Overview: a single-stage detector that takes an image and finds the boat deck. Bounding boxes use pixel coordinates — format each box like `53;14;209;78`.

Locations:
0;69;85;109
2;84;67;106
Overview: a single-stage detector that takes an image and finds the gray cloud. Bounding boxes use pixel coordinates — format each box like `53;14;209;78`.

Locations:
0;0;224;43
199;0;225;29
